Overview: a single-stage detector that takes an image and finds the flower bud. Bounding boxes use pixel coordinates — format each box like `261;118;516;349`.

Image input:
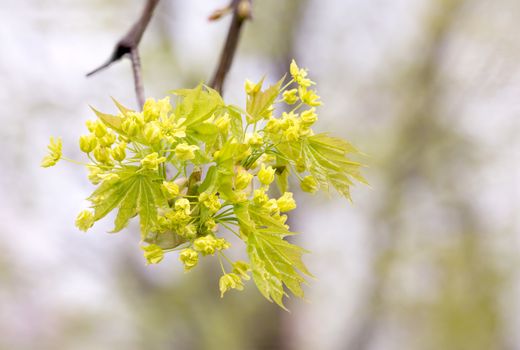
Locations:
282;89;298;104
143;98;159;122
245;79;261;95
93;146;112;164
258;164;275;185
87;166;103;185
301;108;318;127
174;198;191;215
144;122;162;144
219;273;244;297
141;152;166;171
79;134;97;153
179;248;199;271
277;192;297;212
93;121;107;138
295;157;306;172
99;132;116;147
193;235;217;256
253;188;268;206
174;143;199;161
75;210;94;232
112;142;127;162
161;181;179;198
141;244;164;265
121;118;139;136
235;168;253;190
246;132;263;147
301;175;318;193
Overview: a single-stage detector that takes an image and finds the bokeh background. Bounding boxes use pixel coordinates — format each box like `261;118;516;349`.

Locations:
1;0;520;349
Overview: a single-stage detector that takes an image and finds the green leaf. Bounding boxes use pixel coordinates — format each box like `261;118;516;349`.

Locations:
111;97;135;117
172;84;224;127
226;105;245;142
236;204;311;308
198;165;218;194
112;178;139;232
301;133;367;200
188;122;218;145
88;169;166;235
89;106;125;134
246;77;284;123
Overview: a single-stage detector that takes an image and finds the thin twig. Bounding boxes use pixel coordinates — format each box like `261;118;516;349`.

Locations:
86;0;160;108
130;47;145;107
210;0;252;95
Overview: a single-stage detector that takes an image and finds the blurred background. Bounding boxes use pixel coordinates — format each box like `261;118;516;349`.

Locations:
1;0;520;349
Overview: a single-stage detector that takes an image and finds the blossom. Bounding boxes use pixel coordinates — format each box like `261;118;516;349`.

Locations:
142;244;164;265
41;137;62;168
75;210;94;232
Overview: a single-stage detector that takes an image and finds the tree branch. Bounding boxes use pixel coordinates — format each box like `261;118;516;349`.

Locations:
210;0;252;95
86;0;160;108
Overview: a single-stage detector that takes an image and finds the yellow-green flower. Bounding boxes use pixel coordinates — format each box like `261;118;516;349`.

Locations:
121;117;139;136
143;97;171;122
232;261;251;280
301;108;318;127
193;235;217;256
204;218;217;232
182;224;197;239
141;152;166;171
277;192;297;212
179;248;198;271
93;120;108;138
161;181;179;198
75;210;94;232
174;198;191;215
246;132;263;147
87;165;103;185
174;143;199;161
263;198;279;215
79;134;97;153
290;60;314;87
301;175;318;193
265;117;281;133
245;79;261;95
144;122;162;144
142;244;164;265
215;113;230;132
282;89;298;104
41;137;62;168
298;86;321;106
93;146;112;164
112;142;127;162
258;164;275;185
219;273;244;297
99;132;116;147
199;192;221;213
235;168;253;190
253;188;269;206
193;235;229;256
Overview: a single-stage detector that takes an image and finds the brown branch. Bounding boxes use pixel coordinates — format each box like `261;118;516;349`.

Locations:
86;0;160;108
210;0;252;95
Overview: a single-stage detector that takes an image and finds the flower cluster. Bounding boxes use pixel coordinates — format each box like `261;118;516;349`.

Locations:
42;60;366;308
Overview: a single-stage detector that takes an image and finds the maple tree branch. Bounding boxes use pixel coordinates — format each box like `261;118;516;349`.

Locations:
86;0;160;108
210;0;252;95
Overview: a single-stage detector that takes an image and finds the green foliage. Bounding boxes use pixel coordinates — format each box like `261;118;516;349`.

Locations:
42;60;366;308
